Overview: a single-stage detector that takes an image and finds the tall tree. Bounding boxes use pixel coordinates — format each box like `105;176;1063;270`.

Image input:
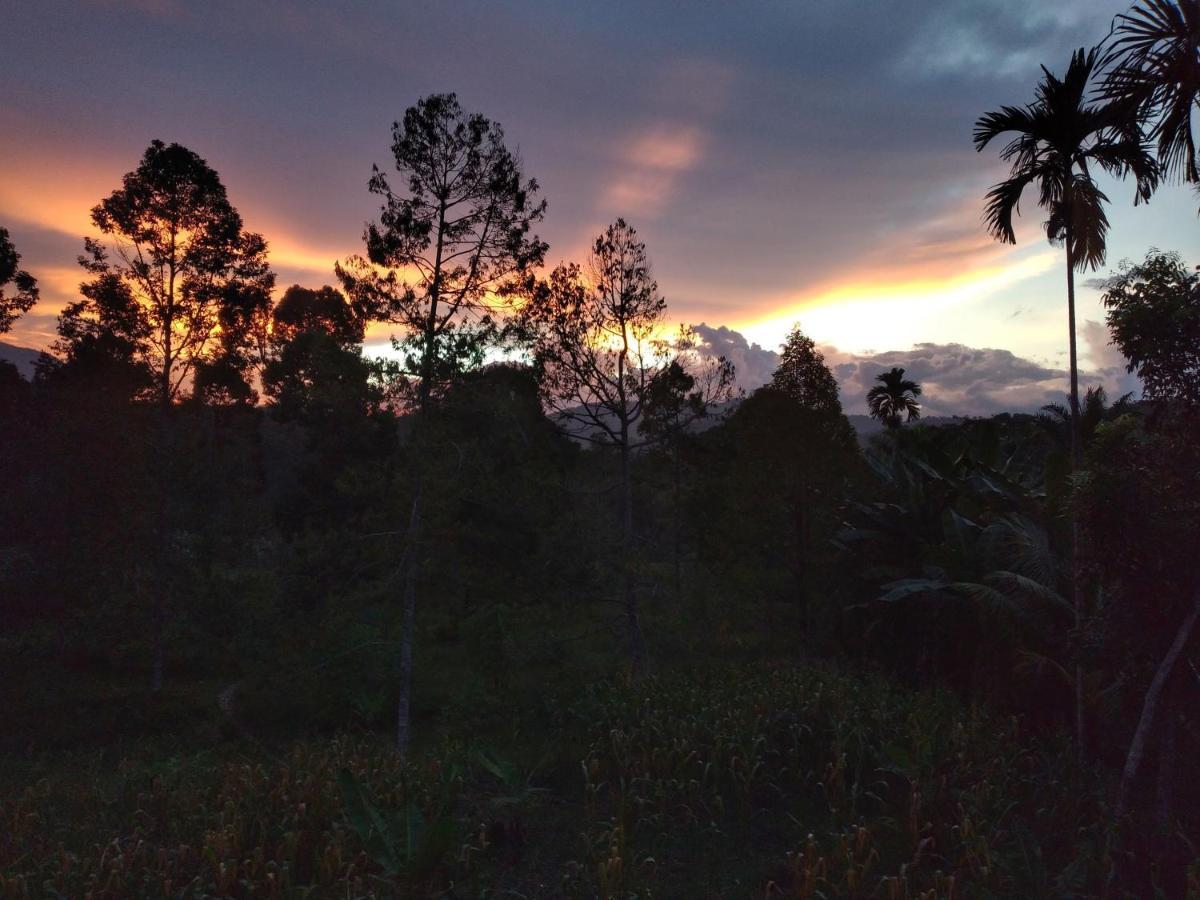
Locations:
73;140;275;408
336;94;547;754
522;220;701;668
1103;0;1200;187
770;324;841;414
261;284;382;423
61;140;274;690
974;47;1157;471
974;48;1157;751
1102;249;1200;406
0;226;39;336
866;367;922;429
641;348;736;603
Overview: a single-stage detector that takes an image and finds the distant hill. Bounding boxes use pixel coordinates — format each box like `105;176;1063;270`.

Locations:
846;413;964;443
0;342;41;380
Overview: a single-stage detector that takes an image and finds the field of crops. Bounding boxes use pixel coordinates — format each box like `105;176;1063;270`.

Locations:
0;662;1125;898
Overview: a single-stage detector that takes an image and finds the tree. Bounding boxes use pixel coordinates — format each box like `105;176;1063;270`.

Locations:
975;47;1157;752
57;140;274;691
641;352;736;603
770;324;841;414
1102;250;1200;406
1103;0;1200;187
70;140;275;409
262;285;383;423
336;94;547;754
0;226;38;336
866;367;922;428
974;47;1157;469
522;219;712;669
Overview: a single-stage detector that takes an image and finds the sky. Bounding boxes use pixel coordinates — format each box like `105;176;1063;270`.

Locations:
1;0;1196;414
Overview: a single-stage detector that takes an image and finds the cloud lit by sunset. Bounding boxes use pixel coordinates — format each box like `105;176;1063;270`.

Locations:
2;0;1196;412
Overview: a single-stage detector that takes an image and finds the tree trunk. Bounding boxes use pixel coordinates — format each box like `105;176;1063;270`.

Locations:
1105;582;1200;897
396;486;422;756
152;404;172;693
1113;582;1200;824
1064;215;1086;756
672;437;682;604
620;439;645;670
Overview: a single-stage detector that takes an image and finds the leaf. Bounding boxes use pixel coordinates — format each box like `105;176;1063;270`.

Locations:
878;578;949;603
338;768;402;875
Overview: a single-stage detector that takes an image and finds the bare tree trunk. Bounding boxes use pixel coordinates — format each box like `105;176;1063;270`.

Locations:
1105;582;1200;897
620;439;645;670
1113;583;1200;824
1064;217;1086;756
152;404;172;693
672;437;682;604
396;485;422;756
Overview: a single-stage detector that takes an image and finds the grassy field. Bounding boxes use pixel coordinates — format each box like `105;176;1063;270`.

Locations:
0;657;1120;899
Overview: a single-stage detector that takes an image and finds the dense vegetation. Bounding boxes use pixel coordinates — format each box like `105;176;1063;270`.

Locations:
1;1;1198;896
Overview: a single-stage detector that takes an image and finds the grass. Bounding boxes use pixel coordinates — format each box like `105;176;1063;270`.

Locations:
0;659;1113;898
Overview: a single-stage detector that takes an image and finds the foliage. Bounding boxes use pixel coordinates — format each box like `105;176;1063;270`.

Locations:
973;47;1157;270
866;367;922;429
1103;249;1200;405
1103;0;1200;185
335;92;547;410
770;324;841;415
0;225;39;335
58;140;275;406
0;666;1113;898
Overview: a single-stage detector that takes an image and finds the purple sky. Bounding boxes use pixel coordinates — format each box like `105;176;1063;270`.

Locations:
2;0;1195;413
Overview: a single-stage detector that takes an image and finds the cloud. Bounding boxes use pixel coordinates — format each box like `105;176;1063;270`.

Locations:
689;324;1140;417
1081;318;1141;399
690;323;780;391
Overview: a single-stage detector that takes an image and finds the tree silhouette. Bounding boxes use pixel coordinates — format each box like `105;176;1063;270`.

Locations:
1102;250;1200;406
57;140;274;690
642;352;736;603
70;140;275;409
1103;0;1200;187
523;219;717;668
0;226;39;336
262;285;378;421
974;49;1157;753
974;47;1157;471
336;94;547;754
866;367;921;429
770;324;842;414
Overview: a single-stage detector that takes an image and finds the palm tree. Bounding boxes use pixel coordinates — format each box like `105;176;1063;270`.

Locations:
974;47;1157;755
866;367;921;429
1103;0;1200;186
974;46;1157;472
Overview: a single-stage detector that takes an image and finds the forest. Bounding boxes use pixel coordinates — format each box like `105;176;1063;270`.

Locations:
1;1;1199;897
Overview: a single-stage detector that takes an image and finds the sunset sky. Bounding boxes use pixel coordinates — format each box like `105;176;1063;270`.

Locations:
2;0;1196;414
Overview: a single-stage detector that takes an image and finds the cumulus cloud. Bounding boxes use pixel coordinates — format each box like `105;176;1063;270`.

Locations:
690;323;780;391
690;325;1140;417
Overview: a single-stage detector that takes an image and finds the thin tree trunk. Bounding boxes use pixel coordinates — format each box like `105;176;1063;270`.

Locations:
1113;582;1200;824
394;196;445;754
620;439;645;670
672;436;681;604
1064;215;1086;756
152;403;172;693
396;485;421;756
1105;582;1200;897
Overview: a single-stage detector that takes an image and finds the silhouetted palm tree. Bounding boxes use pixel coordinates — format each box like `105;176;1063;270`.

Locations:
1103;0;1200;186
975;49;1157;756
866;367;921;429
974;47;1157;471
